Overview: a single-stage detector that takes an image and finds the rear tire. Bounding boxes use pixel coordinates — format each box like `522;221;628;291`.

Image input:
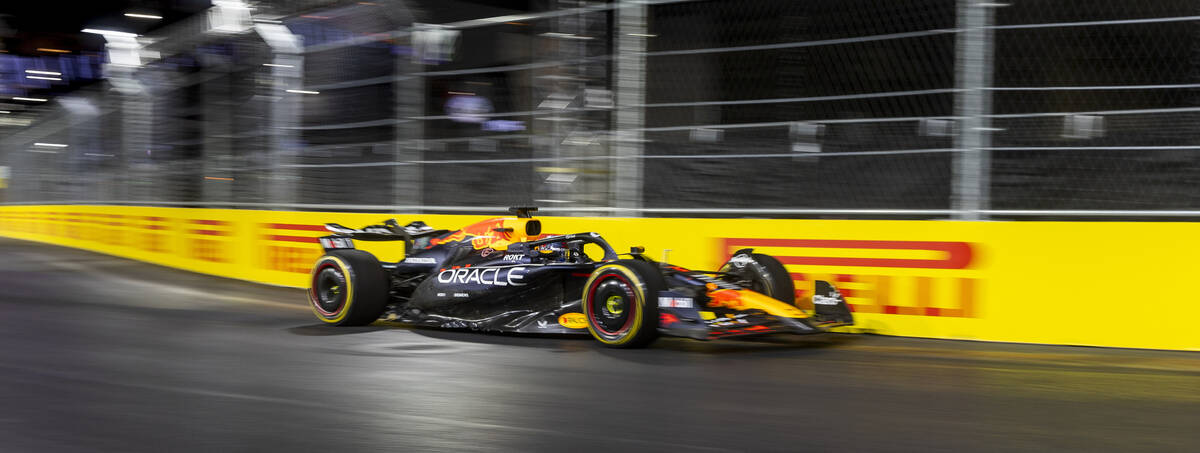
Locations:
721;252;795;304
581;260;664;348
309;250;389;326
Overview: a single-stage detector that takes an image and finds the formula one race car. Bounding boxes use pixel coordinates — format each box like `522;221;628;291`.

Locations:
308;207;853;348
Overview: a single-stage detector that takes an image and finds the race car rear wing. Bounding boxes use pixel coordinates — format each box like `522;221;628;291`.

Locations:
321;219;449;253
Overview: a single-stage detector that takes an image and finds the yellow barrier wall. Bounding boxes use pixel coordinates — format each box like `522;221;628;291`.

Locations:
2;205;1197;351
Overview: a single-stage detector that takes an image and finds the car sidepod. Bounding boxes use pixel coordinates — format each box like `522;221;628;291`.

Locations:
400;262;597;334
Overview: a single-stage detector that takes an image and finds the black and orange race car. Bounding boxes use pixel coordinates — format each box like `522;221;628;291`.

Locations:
307;207;853;348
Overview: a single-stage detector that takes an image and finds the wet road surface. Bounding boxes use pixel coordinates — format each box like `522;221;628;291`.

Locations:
1;237;1198;452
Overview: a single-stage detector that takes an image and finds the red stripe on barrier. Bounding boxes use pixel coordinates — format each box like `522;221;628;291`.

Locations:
192;229;228;236
269;223;327;232
270;235;318;243
724;238;972;269
776;256;962;269
191;219;226;225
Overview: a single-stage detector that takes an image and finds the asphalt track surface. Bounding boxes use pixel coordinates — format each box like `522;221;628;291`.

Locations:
1;238;1199;452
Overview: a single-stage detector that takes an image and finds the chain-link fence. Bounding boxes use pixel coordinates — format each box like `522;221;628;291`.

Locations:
3;0;1200;218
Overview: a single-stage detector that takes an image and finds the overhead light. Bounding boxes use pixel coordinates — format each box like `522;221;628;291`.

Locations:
81;29;139;38
480;14;535;24
36;48;71;53
213;0;251;9
124;13;163;20
262;63;294;68
27;76;61;81
13;97;48;102
286;89;319;95
628;33;657;37
25;70;61;76
34;143;69;148
0;111;10;114
545;173;578;183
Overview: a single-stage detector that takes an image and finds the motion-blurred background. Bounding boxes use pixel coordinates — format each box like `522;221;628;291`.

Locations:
1;0;1198;217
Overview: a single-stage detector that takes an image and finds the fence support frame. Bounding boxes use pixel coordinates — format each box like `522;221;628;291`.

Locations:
612;0;647;216
952;0;998;220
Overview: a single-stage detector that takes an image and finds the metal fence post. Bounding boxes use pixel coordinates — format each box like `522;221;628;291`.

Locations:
120;88;151;203
952;0;996;220
612;0;647;217
395;39;424;214
264;52;303;208
202;57;233;205
393;5;422;214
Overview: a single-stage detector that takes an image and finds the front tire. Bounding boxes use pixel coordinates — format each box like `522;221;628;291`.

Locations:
721;252;795;304
581;260;664;348
309;250;389;326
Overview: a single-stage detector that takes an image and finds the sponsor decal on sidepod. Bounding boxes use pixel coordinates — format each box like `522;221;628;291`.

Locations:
658;296;694;308
558;313;588;329
436;266;528;286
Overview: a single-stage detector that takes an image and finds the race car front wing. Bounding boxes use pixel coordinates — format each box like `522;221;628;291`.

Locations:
656;280;854;340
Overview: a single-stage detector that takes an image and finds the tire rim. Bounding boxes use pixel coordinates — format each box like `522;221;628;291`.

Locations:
587;274;637;336
311;262;348;316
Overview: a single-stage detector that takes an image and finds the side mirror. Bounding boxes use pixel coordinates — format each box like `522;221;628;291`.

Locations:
630;246;645;255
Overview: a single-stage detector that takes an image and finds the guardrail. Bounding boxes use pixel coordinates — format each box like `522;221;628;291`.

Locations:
10;201;1200;218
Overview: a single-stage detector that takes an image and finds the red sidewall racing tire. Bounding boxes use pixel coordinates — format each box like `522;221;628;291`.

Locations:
581;260;664;348
309;250;389;326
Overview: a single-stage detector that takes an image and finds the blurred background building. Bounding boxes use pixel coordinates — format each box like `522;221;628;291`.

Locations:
1;0;1199;218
